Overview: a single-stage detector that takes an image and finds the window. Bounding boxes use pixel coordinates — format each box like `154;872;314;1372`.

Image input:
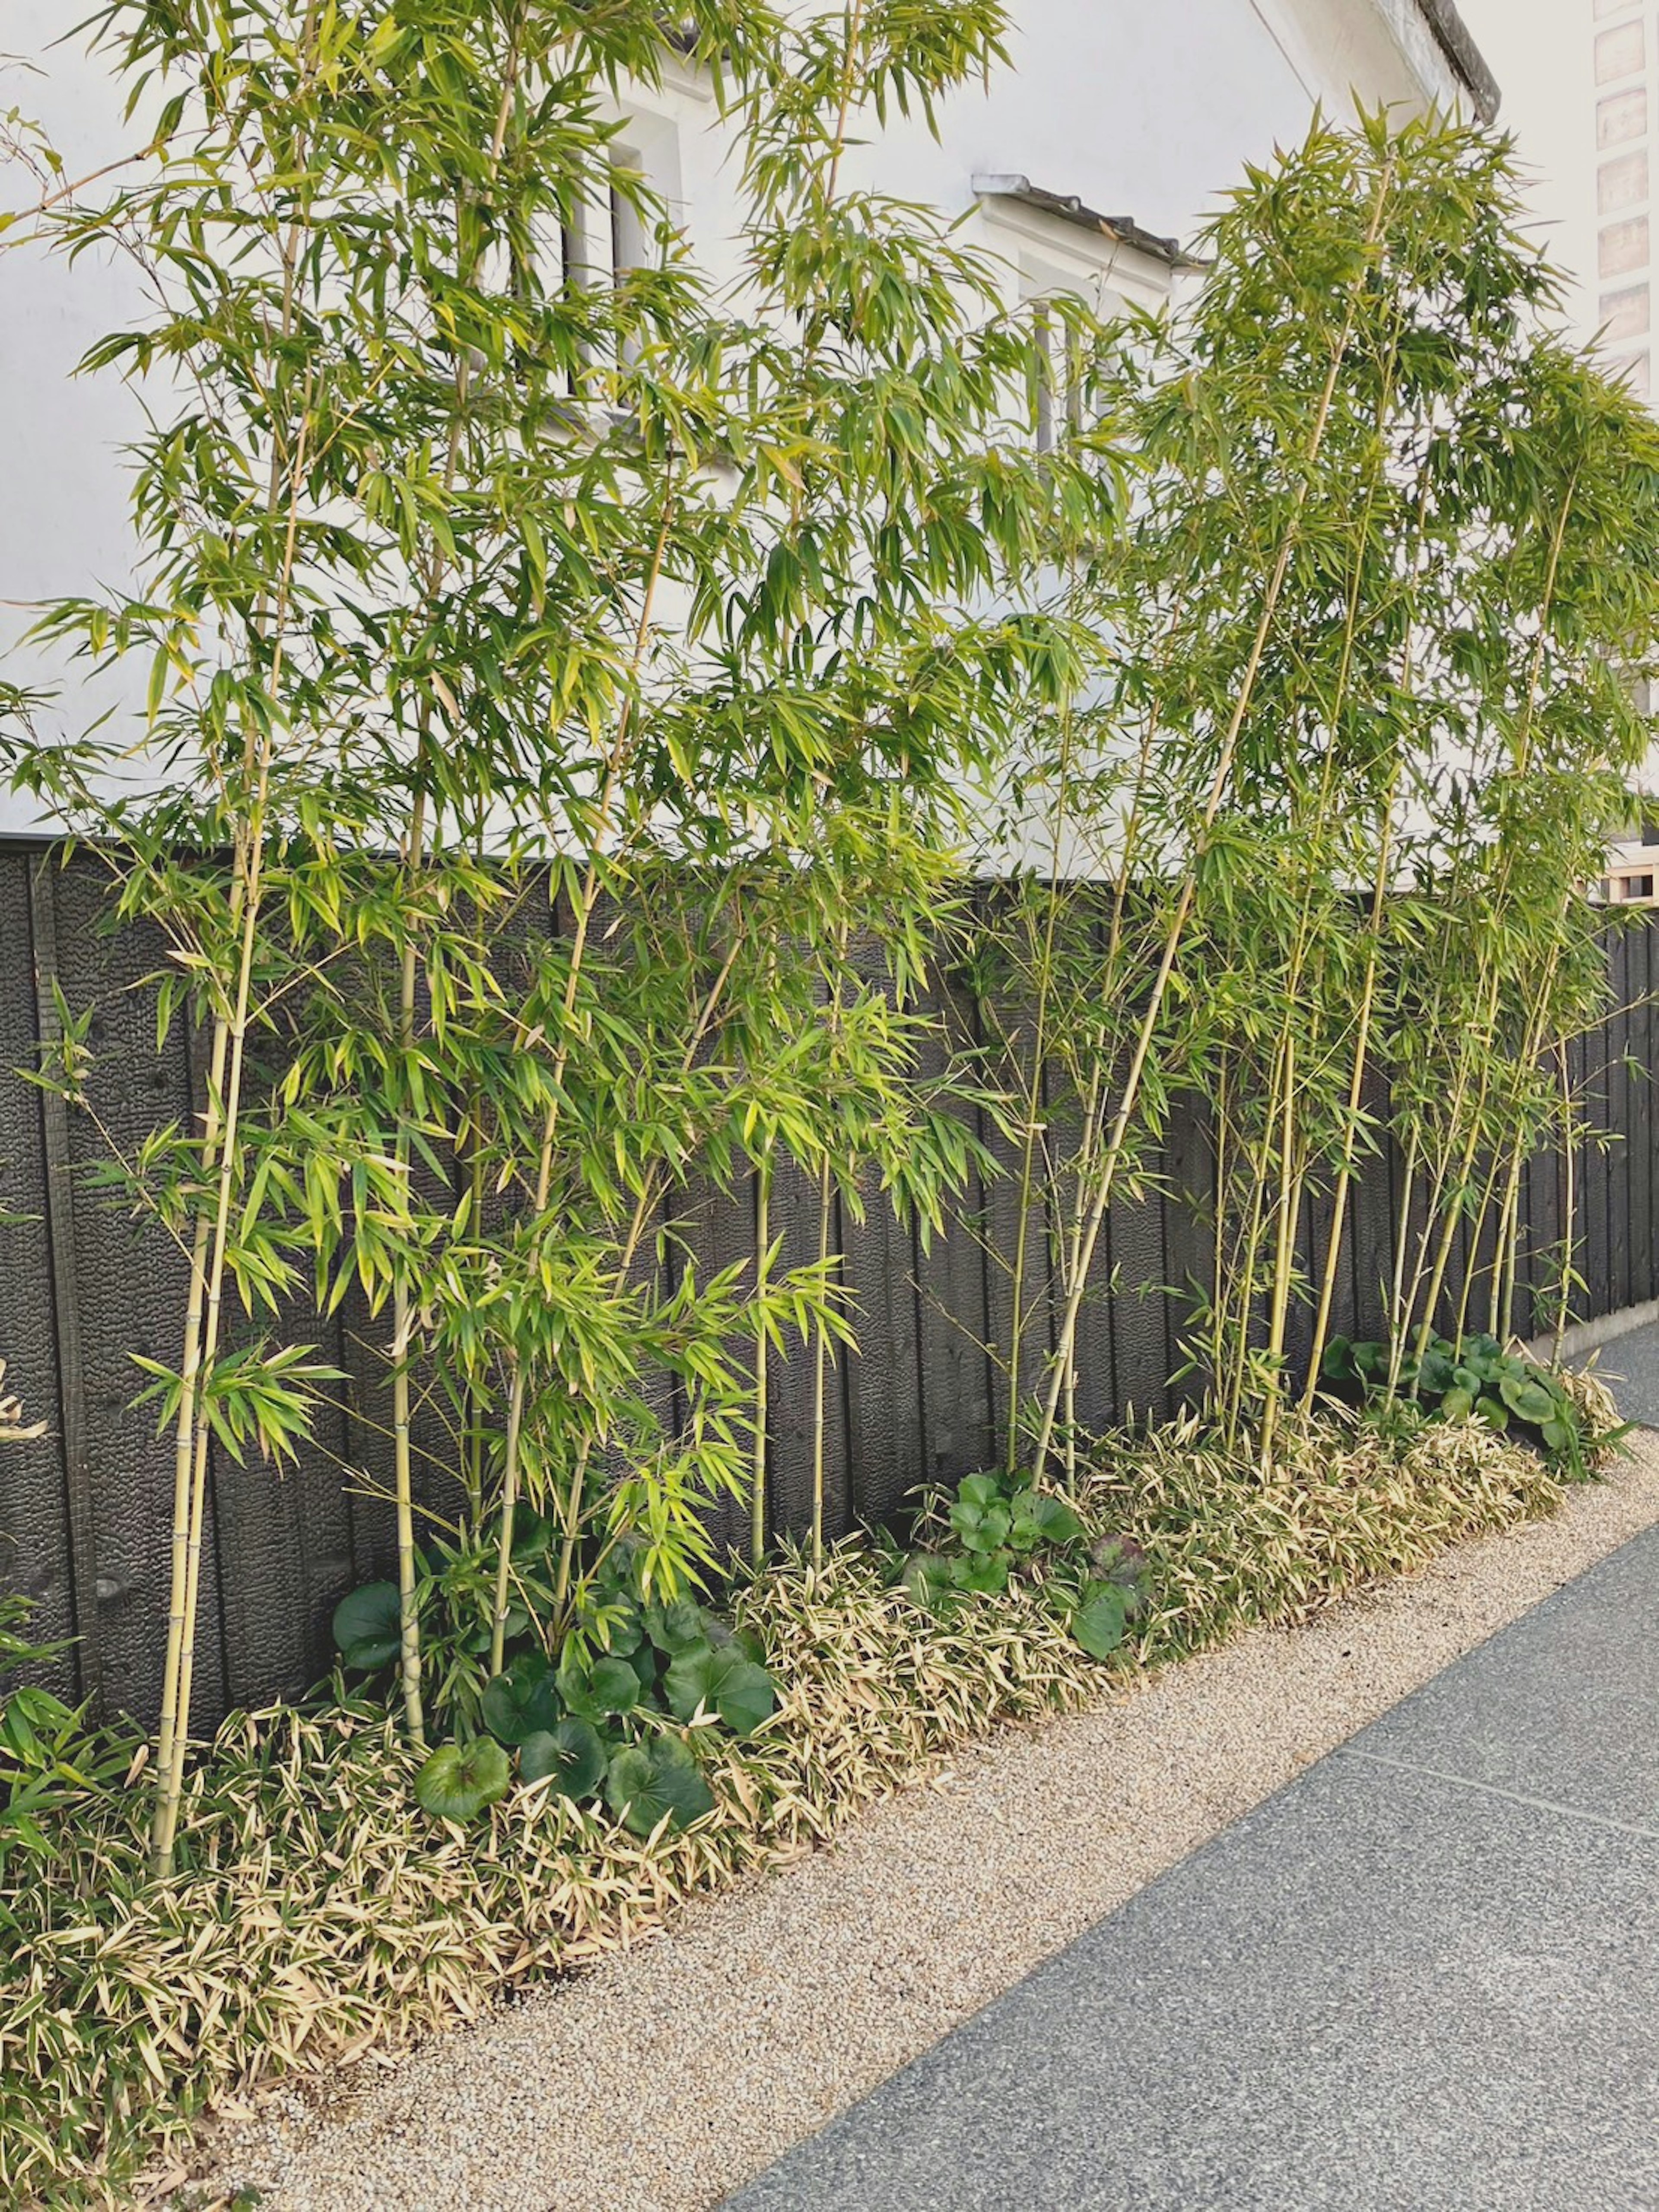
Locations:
1596;22;1645;83
540;114;683;387
1600;150;1649;212
1599;87;1648;146
1601;214;1649;276
1031;300;1084;454
1600;282;1651;341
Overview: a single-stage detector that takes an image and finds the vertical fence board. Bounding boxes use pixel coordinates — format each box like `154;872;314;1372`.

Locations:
1609;930;1634;1317
49;860;232;1728
1163;1101;1214;1413
841;1178;925;1532
1581;999;1613;1326
1108;1169;1170;1422
974;920;1052;1472
912;970;995;1486
1635;920;1657;1307
1351;1067;1395;1341
669;1168;756;1563
26;859;103;1709
766;1142;850;1544
0;853;79;1699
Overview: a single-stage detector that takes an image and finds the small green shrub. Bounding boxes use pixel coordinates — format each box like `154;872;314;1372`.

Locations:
1322;1334;1627;1477
899;1464;1150;1662
334;1535;779;1836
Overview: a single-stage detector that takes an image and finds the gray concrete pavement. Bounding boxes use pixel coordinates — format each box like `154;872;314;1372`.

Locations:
1587;1316;1659;1430
727;1500;1659;2210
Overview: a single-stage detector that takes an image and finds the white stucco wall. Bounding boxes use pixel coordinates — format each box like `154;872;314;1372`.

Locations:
0;0;1483;836
3;0;156;821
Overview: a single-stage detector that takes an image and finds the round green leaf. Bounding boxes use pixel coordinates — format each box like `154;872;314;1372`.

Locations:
332;1582;403;1672
480;1653;561;1746
1320;1336;1356;1382
415;1737;511;1823
1476;1394;1511;1430
1541;1415;1573;1454
957;1471;1004;1510
949;1499;1011;1553
668;1645;725;1725
558;1650;645;1723
1009;1489;1084;1549
950;1550;1011;1596
1417;1345;1457;1398
604;1735;716;1838
1497;1374;1557;1426
519;1717;607;1801
664;1642;779;1737
642;1596;712;1657
1440;1386;1474;1422
591;1601;646;1660
1071;1582;1129;1661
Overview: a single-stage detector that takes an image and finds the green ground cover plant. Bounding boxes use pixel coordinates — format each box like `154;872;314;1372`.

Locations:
897;1463;1151;1660
335;1531;779;1830
0;1401;1609;2208
1321;1332;1630;1479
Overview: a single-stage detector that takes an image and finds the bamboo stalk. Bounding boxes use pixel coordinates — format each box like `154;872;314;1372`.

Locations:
1302;768;1402;1402
1257;1028;1300;1465
153;700;287;1873
151;72;322;1862
1554;1038;1576;1362
389;783;428;1749
1491;1143;1527;1343
1395;463;1582;1378
1029;160;1398;1486
489;490;677;1673
147;1073;223;1869
751;1147;773;1568
810;1150;833;1567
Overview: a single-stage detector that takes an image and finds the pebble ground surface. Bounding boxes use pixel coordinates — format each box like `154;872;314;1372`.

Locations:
186;1431;1659;2212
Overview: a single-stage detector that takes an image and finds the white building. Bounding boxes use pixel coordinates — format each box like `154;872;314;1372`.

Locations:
1583;0;1659;902
0;0;1497;834
1592;0;1654;402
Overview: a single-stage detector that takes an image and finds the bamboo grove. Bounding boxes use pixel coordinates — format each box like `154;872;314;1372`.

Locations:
3;6;1659;1878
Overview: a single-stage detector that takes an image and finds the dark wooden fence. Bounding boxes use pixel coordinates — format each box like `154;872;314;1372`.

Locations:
1;840;1654;1727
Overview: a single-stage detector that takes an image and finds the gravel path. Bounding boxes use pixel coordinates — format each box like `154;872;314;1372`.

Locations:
194;1433;1659;2212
